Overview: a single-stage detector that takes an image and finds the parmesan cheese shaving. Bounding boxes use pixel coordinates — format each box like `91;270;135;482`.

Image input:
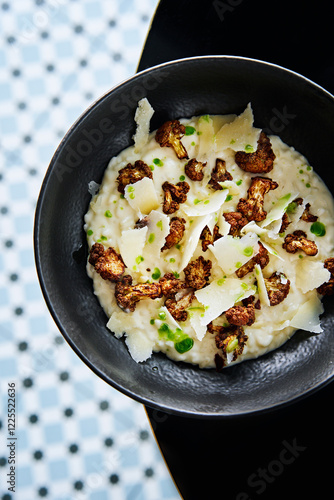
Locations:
144;210;170;259
133;97;154;153
194;277;256;326
295;259;331;293
183;189;229;216
119;226;147;270
289;293;324;333
124;177;159;215
254;264;270;306
210;232;260;275
215;103;261;153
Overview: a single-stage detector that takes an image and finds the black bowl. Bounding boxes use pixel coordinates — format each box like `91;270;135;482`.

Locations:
34;56;334;418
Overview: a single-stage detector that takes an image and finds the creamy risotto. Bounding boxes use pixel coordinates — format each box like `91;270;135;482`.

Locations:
84;100;334;370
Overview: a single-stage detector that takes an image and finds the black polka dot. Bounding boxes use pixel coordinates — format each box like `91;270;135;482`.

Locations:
18;341;28;351
74;480;84;490
104;437;113;447
59;371;69;382
23;377;33;388
46;64;54;72
2;494;12;500
23;135;32;143
99;400;109;411
79;59;87;67
10;273;18;281
12;69;21;77
5;240;13;248
64;408;73;417
0;457;6;467
38;487;48;497
113;53;122;62
145;467;154;477
1;3;10;10
18;102;27;110
7;36;15;44
55;335;64;345
33;450;43;460
51;97;60;105
29;414;38;424
141;15;149;22
40;31;49;39
69;444;78;453
139;430;149;440
29;168;37;176
14;307;24;316
74;25;83;33
108;19;116;27
0;206;8;214
109;473;119;484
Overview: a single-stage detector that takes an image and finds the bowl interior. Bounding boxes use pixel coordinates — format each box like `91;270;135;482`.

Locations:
34;56;334;417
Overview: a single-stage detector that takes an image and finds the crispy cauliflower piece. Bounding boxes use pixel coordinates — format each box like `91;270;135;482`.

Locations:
263;271;290;306
165;291;195;322
155;120;189;159
235;242;269;278
208;158;233;190
161;217;186;251
162;181;190;214
200;224;222;252
115;275;162;312
317;257;334;295
223;211;249;237
183;255;212;289
212;324;248;370
237;176;278;222
225;303;255;326
185;158;207;181
116;160;152;194
89;243;125;281
235;131;276;173
282;230;318;256
159;272;187;298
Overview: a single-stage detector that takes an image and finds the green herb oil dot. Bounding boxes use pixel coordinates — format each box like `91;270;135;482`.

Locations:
175;338;194;354
185;126;196;136
310;221;326;237
152;267;161;280
243;246;253;257
153;158;163;167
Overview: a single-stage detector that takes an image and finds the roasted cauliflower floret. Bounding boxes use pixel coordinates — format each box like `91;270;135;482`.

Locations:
162;181;190;214
317;257;334;295
165;291;195;322
212;324;248;370
200;224;222;251
183;255;212;290
115;275;162;312
282;230;318;256
237;176;278;222
116;160;152;194
223;211;249;237
162;217;186;251
89;243;125;281
208;158;233;190
155;119;189;159
185;158;207;181
264;272;290;306
159;272;187;298
225;303;255;326
235;242;269;278
235;131;275;173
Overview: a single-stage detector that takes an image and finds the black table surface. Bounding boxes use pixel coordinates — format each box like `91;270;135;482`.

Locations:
139;1;334;498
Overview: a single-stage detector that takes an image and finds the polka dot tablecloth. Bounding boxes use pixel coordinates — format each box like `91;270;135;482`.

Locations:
0;1;181;499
